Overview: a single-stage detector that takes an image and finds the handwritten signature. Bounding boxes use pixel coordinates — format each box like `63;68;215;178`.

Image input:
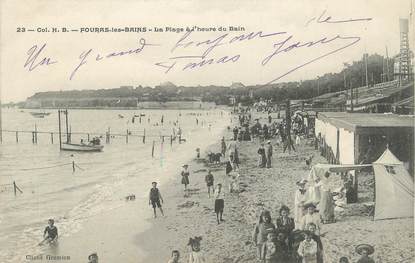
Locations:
154;30;361;86
23;11;371;85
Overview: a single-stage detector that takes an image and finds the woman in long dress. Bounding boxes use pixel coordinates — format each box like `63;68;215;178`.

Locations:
317;172;335;224
257;144;266;168
306;169;321;205
294;179;308;225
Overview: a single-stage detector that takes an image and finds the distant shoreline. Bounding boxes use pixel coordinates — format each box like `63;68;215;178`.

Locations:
10;106;229;111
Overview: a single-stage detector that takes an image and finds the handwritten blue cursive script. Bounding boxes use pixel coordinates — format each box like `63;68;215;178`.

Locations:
23;11;371;85
70;38;156;80
24;44;58;71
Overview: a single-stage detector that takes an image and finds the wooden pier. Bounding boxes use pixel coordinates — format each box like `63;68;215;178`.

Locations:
0;128;174;144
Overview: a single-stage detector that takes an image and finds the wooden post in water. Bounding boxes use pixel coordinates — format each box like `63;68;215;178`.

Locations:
58;110;62;150
34;124;38;144
32;131;35;144
15;131;19;143
350;80;354;113
170;135;173;146
13;181;23;196
126;129;129;144
151;140;155;157
65;109;69;143
106;127;111;144
50;133;54;144
142;129;146;144
69;126;72;143
72;161;75;173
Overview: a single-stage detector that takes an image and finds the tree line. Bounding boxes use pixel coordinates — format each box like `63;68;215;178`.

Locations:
24;53;393;106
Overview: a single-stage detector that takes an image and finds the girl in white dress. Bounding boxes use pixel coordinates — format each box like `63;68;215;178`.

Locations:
188;236;206;263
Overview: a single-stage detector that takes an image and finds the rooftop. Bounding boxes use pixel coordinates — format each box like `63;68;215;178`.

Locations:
317;112;414;132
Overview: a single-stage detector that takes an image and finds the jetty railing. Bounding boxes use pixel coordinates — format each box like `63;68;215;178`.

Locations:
0;128;175;145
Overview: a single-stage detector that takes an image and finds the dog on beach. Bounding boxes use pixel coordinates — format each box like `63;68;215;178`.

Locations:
125;194;136;201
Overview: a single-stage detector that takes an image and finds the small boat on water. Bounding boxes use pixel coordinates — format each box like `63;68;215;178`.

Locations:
61;137;103;152
118;114;124;118
30;112;51;118
61;143;104;152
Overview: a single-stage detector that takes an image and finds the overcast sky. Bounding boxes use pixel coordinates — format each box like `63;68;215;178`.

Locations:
0;0;413;102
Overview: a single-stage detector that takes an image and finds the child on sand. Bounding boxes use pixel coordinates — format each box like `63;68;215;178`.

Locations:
167;250;180;263
214;183;225;224
261;232;278;263
300;203;320;235
87;252;98;263
205;170;214;198
275;205;295;251
229;172;240;193
355;244;375;263
307;223;323;263
297;231;318;263
149;182;164;218
253;210;276;260
221;137;227;156
275;232;289;262
181;164;190;197
188;236;206;263
39;219;58;245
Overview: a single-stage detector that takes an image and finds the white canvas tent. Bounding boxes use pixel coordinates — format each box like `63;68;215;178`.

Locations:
372;148;414;220
309;148;414;220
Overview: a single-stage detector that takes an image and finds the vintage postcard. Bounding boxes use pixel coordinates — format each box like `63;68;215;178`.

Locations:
0;0;414;262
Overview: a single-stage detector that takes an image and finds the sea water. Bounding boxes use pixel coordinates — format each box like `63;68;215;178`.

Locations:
0;108;231;263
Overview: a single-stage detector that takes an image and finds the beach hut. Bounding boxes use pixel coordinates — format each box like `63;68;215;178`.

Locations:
309;148;414;220
315;112;414;174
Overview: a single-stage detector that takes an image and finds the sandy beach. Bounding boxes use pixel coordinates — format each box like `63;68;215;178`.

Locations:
134;116;414;263
16;113;413;263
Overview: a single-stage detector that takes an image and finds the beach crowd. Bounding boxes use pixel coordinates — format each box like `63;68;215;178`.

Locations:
37;108;378;263
161;107;376;263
